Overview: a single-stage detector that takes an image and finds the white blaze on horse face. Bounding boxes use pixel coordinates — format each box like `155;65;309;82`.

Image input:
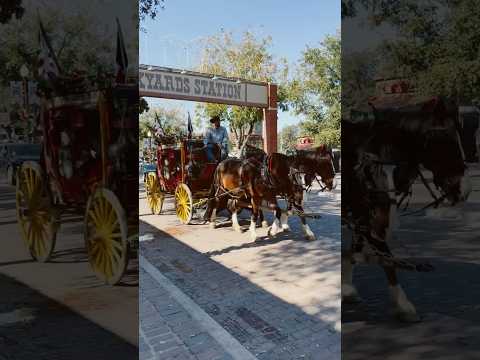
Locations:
389;284;418;321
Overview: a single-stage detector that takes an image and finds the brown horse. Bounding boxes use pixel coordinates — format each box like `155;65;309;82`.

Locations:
207;146;334;241
289;145;337;191
203;157;288;241
343;97;471;322
243;144;337;239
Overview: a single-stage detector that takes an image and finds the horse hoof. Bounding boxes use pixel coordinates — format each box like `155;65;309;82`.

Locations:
416;263;434;272
393;309;421;323
342;293;362;304
209;222;217;229
233;225;242;233
305;234;316;241
341;284;362;303
282;224;290;232
250;233;257;242
267;227;272;237
261;221;269;229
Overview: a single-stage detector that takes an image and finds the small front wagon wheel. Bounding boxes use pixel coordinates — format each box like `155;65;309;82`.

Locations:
175;183;193;224
84;188;129;285
16;161;58;262
146;172;164;215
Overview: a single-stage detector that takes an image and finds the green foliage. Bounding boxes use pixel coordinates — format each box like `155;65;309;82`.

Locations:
139;0;164;22
0;6;116;87
0;0;24;24
139;98;150;114
284;33;341;147
345;0;480;104
279;125;300;154
195;31;286;151
139;107;186;146
342;50;377;118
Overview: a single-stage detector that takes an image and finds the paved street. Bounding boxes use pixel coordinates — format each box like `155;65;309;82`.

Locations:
139;175;341;360
342;164;480;360
0;183;138;360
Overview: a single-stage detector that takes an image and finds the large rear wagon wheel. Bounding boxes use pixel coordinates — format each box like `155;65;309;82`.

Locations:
84;188;129;285
16;162;58;262
145;172;164;215
175;183;193;224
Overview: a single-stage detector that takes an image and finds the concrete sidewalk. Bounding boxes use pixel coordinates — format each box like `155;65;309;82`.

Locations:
140;262;247;360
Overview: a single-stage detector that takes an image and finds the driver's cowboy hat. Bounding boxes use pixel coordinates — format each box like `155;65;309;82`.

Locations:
209;116;221;124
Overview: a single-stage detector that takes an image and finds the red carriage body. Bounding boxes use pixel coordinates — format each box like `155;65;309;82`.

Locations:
146;137;219;224
16;83;139;285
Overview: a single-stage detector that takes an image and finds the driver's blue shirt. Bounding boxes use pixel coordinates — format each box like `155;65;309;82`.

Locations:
204;125;228;151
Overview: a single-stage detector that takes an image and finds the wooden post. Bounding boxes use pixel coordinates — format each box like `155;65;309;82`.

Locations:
263;83;278;154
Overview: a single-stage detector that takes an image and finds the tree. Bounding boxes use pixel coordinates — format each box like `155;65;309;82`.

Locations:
0;6;122;88
139;98;150;114
139;0;165;22
342;49;377;118
139;106;186;146
279;125;300;154
195;31;287;153
343;0;480;104
285;33;341;147
0;0;24;24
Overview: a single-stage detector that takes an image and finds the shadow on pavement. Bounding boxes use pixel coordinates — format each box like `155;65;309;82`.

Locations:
0;272;137;360
342;171;480;359
140;220;340;359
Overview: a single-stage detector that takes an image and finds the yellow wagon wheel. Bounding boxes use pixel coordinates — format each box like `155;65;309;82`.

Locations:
146;172;164;215
84;188;129;285
16;161;58;262
175;183;193;224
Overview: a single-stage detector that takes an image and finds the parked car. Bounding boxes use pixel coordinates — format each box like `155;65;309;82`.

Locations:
141;161;156;183
0;143;41;185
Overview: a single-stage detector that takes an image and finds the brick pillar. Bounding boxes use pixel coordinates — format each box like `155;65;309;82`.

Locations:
263;83;277;154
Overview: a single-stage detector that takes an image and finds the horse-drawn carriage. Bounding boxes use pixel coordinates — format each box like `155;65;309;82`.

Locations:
145;137;220;224
15;81;138;285
145;129;337;243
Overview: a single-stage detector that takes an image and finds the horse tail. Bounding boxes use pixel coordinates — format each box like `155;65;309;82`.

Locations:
204;165;219;222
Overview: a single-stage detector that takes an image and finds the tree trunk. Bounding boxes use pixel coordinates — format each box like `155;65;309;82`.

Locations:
238;122;255;157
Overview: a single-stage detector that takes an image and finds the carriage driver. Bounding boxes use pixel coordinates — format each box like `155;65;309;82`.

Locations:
204;115;228;162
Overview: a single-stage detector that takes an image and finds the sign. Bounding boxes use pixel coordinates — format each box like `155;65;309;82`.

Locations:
375;78;414;96
139;67;269;108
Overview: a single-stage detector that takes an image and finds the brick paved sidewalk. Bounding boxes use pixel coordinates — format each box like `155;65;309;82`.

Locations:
140;268;235;360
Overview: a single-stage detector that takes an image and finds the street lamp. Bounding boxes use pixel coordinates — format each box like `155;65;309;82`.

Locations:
147;130;152;161
19;64;31;143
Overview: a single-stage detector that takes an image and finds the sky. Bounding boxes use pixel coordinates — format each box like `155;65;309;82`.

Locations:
139;0;340;132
